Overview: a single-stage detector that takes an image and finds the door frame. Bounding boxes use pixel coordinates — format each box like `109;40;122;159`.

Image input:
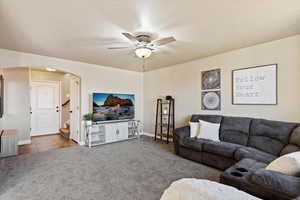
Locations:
30;80;62;136
69;76;81;143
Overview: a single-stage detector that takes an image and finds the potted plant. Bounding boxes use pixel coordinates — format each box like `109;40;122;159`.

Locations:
83;113;93;126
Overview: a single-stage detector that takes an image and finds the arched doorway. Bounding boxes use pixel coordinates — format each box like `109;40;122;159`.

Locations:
0;66;81;154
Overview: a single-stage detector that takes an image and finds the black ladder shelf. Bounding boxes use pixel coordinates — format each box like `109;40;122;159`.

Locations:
154;98;175;144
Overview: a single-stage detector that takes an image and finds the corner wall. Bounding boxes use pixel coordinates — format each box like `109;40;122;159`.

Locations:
1;68;30;143
143;35;300;134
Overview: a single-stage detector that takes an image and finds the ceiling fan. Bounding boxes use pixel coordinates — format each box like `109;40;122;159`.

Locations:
108;32;176;58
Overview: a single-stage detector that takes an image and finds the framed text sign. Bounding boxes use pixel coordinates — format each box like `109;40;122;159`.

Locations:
232;64;277;105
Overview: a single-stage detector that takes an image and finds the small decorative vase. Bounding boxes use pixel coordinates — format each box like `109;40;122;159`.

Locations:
86;120;92;126
166;95;173;100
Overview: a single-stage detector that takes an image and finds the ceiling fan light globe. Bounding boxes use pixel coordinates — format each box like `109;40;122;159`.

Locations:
135;47;152;58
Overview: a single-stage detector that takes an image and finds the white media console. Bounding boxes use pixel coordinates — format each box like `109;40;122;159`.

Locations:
85;120;142;147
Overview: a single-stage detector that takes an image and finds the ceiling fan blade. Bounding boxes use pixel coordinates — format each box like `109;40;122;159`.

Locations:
152;36;176;46
122;32;139;43
108;47;131;49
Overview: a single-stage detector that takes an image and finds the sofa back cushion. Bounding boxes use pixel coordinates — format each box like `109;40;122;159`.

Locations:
248;119;298;156
220;116;252;146
190;115;222;123
280;126;300;156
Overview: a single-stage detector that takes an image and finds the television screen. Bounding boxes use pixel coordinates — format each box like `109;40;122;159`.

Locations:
92;93;135;122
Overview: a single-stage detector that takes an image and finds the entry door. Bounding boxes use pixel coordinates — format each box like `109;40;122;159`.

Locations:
69;77;80;142
31;81;60;136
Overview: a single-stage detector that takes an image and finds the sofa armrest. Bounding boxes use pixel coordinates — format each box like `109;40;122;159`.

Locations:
173;126;190;155
250;169;300;198
173;126;190;139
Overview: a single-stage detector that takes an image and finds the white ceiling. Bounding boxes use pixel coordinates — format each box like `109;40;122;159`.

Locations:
1;1;300;72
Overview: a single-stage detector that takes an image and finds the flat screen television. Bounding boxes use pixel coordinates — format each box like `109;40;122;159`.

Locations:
92;93;135;122
0;75;3;118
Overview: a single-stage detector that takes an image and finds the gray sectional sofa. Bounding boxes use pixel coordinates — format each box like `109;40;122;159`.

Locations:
173;114;300;200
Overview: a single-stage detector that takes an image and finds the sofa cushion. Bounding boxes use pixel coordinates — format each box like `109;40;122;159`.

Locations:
190;115;222;123
281;125;300;156
248;119;298;156
178;146;203;164
234;147;276;164
250;169;300;198
202;152;236;170
203;141;243;158
179;137;212;152
220;116;252;146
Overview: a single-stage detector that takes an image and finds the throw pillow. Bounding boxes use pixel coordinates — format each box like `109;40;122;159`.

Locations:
197;120;220;141
189;122;200;137
266;151;300;176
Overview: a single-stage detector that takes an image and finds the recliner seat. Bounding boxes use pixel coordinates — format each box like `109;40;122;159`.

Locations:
173;114;300;200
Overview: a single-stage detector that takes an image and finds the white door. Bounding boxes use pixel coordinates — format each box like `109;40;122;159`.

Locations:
31;81;60;136
69;77;81;142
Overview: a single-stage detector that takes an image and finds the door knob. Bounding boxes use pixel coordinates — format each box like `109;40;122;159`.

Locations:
69;110;73;113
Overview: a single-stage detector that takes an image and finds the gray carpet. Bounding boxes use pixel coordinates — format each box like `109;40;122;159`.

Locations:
0;136;221;200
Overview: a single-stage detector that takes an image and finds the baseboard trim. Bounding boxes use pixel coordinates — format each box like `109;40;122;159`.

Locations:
18;139;31;145
142;132;154;138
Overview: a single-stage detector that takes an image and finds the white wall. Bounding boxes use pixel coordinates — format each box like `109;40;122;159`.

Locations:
0;49;143;144
0;68;3;129
31;70;64;81
1;68;30;143
144;35;300;134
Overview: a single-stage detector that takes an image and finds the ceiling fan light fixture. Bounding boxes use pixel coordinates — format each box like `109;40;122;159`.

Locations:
46;67;57;72
135;47;152;58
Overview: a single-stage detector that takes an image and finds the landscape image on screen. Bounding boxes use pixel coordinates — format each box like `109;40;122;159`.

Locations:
93;93;135;121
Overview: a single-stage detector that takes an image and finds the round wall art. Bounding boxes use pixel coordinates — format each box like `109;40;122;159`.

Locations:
201;91;221;110
201;69;221;90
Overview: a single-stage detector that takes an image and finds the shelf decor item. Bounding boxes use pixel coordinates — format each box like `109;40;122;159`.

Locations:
83;113;93;126
166;95;173;100
154;98;175;143
232;64;277;105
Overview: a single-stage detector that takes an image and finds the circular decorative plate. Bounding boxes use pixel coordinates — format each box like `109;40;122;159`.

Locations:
202;91;221;110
